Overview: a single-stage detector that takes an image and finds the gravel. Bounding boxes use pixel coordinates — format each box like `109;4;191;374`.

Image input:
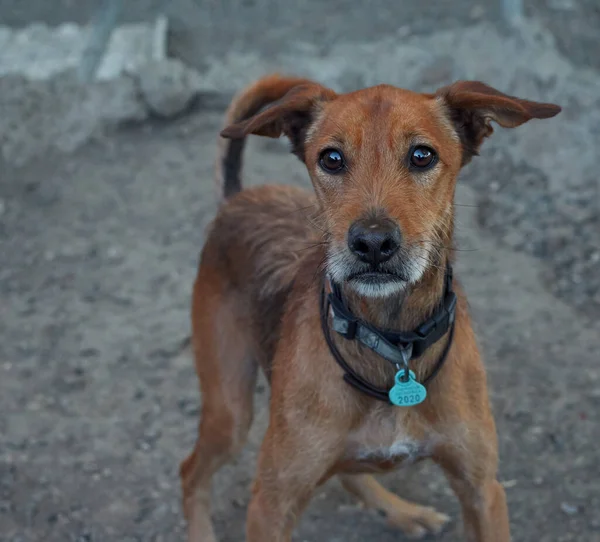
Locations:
1;1;599;540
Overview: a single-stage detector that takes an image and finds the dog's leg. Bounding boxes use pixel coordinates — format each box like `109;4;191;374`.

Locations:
339;474;450;539
435;433;510;541
444;474;509;542
245;421;343;542
446;474;509;542
180;275;258;542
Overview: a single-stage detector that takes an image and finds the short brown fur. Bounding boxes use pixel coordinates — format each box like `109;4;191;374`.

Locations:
180;74;560;541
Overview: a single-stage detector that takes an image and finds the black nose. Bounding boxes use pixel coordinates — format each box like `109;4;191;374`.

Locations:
348;219;401;267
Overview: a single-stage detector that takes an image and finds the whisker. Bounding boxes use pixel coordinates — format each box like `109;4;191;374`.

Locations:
304;215;329;234
312;255;328;283
406;237;481;253
292;204;317;213
288;242;328;254
407;256;445;272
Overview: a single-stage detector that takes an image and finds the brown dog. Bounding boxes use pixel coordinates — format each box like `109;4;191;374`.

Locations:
179;75;560;541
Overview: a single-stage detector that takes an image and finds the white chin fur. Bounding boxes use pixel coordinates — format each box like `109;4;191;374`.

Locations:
327;242;432;297
404;244;430;285
349;280;407;298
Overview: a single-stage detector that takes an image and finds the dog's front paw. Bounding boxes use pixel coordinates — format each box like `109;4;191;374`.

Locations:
384;504;451;539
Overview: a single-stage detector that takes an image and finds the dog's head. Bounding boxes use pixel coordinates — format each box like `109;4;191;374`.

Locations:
222;78;560;297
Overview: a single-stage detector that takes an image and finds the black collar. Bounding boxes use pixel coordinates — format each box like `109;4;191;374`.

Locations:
319;266;457;403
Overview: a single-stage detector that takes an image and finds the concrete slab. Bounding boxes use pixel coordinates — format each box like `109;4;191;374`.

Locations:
0;20;166;80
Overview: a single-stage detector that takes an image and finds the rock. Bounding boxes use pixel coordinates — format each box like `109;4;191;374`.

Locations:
0;21;165;81
177;398;198;416
231;497;245;508
106;246;123;262
0;71;146;166
0;20;172;165
137;59;204;118
560;502;579;516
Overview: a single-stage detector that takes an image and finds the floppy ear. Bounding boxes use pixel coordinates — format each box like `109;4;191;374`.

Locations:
220;78;337;160
435;81;561;165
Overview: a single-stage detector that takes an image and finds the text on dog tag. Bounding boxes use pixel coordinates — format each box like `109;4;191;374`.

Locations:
389;370;427;407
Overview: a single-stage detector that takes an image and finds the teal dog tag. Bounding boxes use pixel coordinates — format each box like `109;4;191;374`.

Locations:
389;370;427;407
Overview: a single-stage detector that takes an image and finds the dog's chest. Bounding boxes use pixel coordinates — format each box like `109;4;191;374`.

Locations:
343;411;432;469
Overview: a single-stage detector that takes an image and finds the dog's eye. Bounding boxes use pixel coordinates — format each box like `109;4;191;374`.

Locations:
319;149;345;173
410;146;436;169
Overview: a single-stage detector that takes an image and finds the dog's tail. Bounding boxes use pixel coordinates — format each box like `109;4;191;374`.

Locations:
215;74;308;200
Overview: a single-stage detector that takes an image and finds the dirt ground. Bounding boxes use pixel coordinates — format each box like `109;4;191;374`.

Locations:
1;1;599;541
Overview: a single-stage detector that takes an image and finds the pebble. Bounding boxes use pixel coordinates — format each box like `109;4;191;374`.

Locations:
231;497;245;508
138;59;204;118
560;502;579;516
143;427;162;442
106;246;123;261
470;5;485;19
134;388;146;400
396;25;411;38
177;398;198;416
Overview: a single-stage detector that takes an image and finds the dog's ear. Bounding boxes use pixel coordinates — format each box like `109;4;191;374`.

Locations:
435;81;561;165
221;78;337;160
